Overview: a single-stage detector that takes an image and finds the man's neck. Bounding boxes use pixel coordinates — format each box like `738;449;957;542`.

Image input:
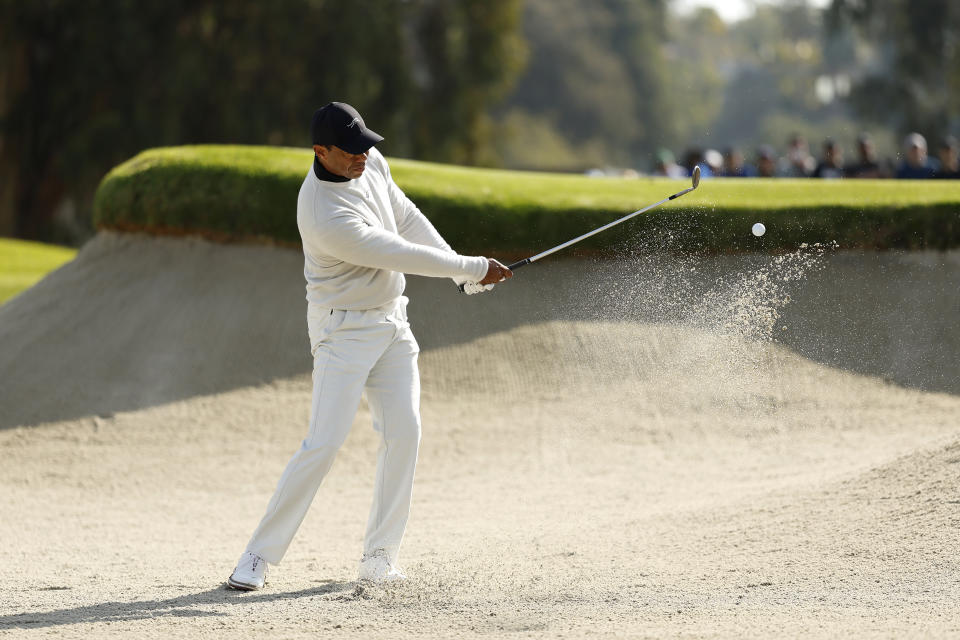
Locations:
313;156;350;183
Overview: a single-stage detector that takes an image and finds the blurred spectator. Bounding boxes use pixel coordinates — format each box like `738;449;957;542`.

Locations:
895;132;937;179
722;147;757;177
682;148;713;178
812;138;845;179
652;148;687;178
703;149;724;176
640;132;953;181
846;133;884;178
934;135;960;179
756;145;778;177
779;134;816;177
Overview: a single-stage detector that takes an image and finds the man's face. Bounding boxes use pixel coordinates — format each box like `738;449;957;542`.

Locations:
825;145;842;166
757;156;775;176
906;143;926;168
938;146;958;169
315;144;368;179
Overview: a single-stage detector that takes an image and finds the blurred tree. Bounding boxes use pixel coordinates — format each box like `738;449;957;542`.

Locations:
496;0;672;171
828;0;960;139
707;3;833;147
0;0;523;242
660;1;887;164
409;0;527;165
495;0;880;173
662;7;727;152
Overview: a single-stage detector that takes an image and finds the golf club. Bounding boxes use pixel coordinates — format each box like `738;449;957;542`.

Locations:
460;166;701;292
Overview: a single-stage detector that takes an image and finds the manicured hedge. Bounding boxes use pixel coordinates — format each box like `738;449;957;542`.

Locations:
93;145;960;255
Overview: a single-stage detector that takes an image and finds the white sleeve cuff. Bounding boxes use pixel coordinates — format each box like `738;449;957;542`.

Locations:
463;256;487;283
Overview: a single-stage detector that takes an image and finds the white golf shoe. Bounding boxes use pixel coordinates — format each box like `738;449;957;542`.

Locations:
227;551;268;591
358;549;407;584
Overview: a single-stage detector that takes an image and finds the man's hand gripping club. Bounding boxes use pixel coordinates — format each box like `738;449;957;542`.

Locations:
461;258;513;295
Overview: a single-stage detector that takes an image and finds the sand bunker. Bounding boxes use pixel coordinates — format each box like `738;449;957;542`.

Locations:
1;232;959;638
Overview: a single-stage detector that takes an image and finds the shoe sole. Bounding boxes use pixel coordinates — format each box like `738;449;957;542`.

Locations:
358;576;406;585
227;576;263;591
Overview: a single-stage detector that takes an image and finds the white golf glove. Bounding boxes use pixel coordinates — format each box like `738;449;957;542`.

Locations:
462;282;494;295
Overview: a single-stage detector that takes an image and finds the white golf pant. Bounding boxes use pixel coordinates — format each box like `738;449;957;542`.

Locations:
245;296;421;565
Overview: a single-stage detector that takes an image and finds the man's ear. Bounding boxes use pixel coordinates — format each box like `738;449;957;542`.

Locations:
313;144;326;159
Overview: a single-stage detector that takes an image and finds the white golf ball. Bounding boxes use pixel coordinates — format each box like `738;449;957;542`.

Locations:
752;222;766;237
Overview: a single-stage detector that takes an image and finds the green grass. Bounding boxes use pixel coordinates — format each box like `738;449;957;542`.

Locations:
94;145;960;254
0;238;77;305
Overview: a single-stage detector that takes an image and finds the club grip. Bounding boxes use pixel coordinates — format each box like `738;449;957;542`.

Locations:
456;258;530;293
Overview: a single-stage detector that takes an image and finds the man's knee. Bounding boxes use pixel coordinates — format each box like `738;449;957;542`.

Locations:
384;413;421;444
301;429;349;452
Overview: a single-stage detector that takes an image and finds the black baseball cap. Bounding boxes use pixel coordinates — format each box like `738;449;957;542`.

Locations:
310;102;383;154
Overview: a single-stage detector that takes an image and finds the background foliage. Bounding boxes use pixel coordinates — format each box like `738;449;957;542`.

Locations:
1;0;957;244
493;0;674;170
827;0;960;139
0;0;525;241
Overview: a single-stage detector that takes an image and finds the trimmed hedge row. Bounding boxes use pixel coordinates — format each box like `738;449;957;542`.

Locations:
93;145;960;255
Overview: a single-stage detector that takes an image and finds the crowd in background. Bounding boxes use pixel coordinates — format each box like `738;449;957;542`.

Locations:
652;132;960;180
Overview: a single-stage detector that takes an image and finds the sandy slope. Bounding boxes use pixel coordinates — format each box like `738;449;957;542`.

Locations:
1;232;959;639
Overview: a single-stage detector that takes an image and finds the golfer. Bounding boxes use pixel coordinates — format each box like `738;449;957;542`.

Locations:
228;102;511;590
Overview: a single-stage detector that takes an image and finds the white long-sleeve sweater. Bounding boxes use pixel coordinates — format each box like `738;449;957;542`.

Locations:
296;148;488;310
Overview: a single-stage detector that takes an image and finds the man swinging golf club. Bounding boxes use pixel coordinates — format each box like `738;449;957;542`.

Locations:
228;102;511;590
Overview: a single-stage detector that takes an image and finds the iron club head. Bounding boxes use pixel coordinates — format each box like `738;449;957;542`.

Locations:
692;165;701;189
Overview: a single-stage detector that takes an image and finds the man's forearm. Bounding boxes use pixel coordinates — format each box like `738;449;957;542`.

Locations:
316;221;487;281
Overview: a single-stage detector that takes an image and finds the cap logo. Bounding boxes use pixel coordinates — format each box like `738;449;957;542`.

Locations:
347;117;361;130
